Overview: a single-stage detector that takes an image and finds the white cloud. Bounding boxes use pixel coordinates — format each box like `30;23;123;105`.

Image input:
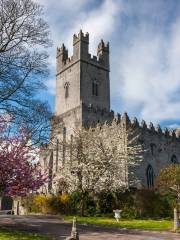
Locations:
65;0;121;55
116;17;180;123
35;0;86;12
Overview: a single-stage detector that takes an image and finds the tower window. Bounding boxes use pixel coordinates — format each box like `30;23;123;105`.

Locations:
64;82;70;98
146;164;154;188
92;80;98;96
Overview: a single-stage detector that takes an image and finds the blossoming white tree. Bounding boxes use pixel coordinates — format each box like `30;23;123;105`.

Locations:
56;120;143;215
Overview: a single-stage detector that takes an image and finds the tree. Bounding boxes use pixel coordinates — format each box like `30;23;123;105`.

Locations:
157;164;180;203
0;114;47;197
0;0;52;145
55;121;142;215
157;164;180;231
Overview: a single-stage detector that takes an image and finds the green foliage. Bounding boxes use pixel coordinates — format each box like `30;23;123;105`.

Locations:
157;164;180;198
69;191;97;216
33;195;50;214
96;191;117;214
121;206;140;219
134;190;175;218
114;190;138;218
47;194;71;214
69;191;82;215
24;194;71;214
85;195;97;216
24;189;176;219
96;189;176;219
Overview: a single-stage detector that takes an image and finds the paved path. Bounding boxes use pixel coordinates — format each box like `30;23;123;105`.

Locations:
0;215;179;240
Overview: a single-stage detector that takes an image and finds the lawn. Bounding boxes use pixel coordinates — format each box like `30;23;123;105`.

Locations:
0;228;50;240
64;216;173;231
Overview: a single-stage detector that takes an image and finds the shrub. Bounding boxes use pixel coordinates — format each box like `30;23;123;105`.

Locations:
69;191;97;216
134;190;175;218
69;191;82;215
85;194;97;216
23;190;176;218
49;194;71;214
32;194;49;214
121;206;140;219
96;189;175;219
96;191;116;214
23;194;71;214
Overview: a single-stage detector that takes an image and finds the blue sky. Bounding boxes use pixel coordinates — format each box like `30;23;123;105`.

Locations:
36;0;180;129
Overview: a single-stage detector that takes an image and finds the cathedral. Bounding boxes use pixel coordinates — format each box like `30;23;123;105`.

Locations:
41;30;180;194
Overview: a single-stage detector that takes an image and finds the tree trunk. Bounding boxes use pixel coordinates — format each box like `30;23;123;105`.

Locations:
80;194;85;216
0;196;2;210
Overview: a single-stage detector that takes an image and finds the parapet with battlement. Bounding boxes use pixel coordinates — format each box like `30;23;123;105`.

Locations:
56;30;110;74
81;102;180;142
73;30;89;45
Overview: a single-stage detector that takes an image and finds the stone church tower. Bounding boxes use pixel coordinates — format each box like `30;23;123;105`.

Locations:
54;30;112;138
40;30;180;194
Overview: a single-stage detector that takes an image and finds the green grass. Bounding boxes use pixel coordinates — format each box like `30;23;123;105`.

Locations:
0;228;50;240
64;216;173;231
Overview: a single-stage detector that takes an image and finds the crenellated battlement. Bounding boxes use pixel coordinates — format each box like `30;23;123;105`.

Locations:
81;103;180;141
57;44;68;60
97;39;109;54
56;30;110;74
117;112;180;141
73;29;89;45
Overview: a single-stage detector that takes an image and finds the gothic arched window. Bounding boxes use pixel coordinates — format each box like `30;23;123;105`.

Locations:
146;164;154;188
92;80;98;96
64;82;70;98
171;154;178;164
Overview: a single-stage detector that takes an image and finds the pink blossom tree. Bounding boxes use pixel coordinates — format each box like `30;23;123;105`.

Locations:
0;115;46;197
